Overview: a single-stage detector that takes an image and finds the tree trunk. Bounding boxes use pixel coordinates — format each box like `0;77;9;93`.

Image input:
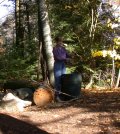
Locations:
115;69;120;88
111;49;116;88
38;0;54;86
15;0;25;57
15;0;20;46
25;3;31;44
37;1;47;82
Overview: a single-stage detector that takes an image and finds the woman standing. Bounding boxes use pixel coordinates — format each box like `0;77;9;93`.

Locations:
53;36;69;102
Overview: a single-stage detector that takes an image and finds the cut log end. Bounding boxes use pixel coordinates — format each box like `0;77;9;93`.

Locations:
33;87;54;107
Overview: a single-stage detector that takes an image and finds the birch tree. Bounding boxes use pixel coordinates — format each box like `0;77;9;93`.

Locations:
38;0;54;86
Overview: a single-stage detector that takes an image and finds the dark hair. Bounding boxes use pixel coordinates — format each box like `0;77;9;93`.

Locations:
55;36;63;42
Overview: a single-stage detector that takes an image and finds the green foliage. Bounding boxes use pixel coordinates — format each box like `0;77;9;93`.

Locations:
0;46;38;82
1;0;119;88
47;0;120;88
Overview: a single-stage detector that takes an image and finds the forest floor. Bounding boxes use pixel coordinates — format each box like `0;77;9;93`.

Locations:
0;88;120;134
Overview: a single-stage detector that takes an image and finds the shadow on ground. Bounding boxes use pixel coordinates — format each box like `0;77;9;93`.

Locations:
0;113;50;134
0;89;120;134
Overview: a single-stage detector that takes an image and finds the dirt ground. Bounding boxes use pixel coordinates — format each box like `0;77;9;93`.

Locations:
0;89;120;134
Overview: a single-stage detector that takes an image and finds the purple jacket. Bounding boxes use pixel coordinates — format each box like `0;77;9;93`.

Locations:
53;45;68;61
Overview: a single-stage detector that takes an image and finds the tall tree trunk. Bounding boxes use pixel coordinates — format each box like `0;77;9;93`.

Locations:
111;47;116;88
15;0;20;46
38;0;54;86
115;69;120;88
37;0;47;82
15;0;25;57
25;3;31;44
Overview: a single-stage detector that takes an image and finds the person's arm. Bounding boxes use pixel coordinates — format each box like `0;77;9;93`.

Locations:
65;48;71;59
53;47;57;60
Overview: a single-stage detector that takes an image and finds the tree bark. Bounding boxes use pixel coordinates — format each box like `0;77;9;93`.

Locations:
15;0;25;57
115;69;120;88
38;0;54;86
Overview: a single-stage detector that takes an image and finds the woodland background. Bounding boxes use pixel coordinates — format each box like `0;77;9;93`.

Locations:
0;0;120;89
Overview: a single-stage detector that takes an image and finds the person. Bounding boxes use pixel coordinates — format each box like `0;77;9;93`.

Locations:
53;36;70;102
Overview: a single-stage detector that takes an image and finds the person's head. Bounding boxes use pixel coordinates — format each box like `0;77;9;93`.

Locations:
55;36;63;44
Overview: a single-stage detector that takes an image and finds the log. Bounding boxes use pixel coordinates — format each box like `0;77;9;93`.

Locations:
33;87;54;107
3;79;40;90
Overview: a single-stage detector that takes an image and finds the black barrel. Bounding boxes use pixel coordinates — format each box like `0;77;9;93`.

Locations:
61;73;82;101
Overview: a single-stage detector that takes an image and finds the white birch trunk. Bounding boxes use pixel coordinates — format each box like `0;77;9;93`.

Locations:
115;68;120;88
38;0;54;86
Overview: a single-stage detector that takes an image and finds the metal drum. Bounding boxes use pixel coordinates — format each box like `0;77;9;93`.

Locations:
61;73;82;101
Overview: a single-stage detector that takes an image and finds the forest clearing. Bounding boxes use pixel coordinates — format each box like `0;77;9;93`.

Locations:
0;0;120;134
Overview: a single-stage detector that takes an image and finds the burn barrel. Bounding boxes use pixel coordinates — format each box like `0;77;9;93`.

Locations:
61;73;82;101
